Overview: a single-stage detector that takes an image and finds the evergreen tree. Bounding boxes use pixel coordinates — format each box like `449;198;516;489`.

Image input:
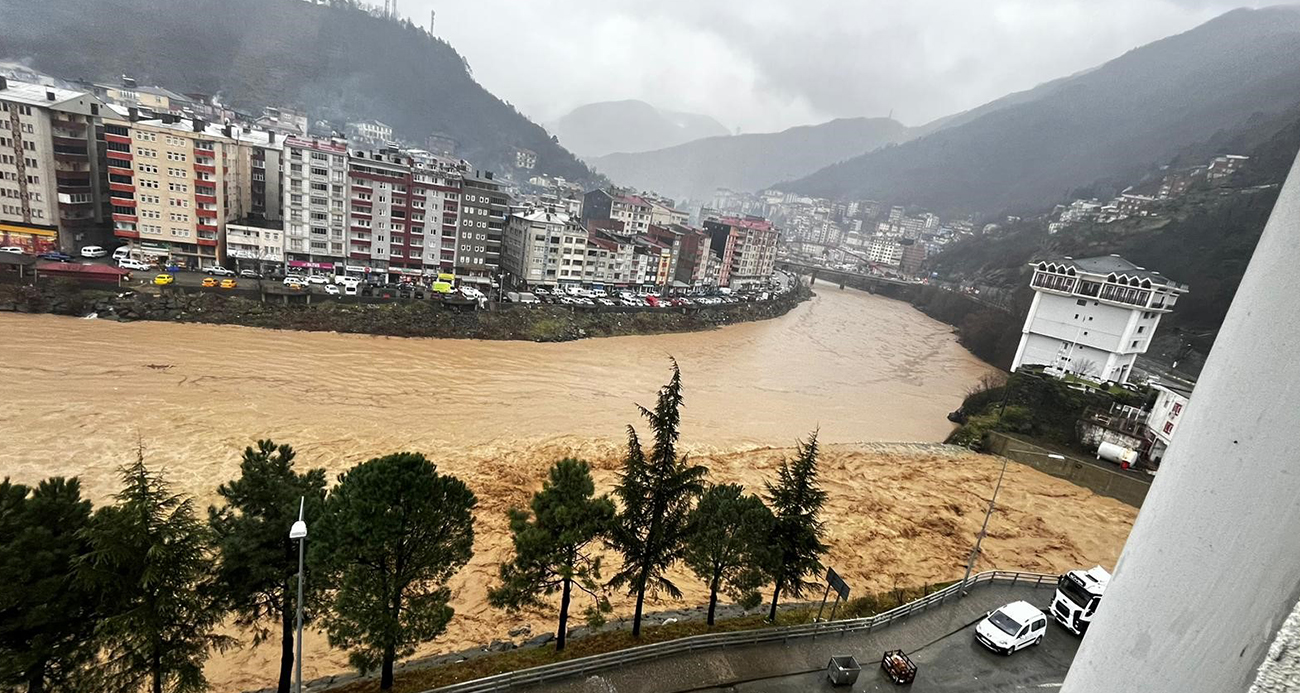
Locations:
763;431;828;623
0;477;97;693
208;440;328;693
488;459;614;651
683;483;774;626
81;450;232;693
608;360;708;637
312;453;476;690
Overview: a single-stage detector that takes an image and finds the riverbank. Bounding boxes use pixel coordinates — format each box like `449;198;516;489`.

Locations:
0;279;811;342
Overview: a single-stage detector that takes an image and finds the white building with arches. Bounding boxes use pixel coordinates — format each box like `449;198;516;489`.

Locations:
1011;255;1187;384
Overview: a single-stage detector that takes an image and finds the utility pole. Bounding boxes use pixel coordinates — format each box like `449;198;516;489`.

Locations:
289;498;308;693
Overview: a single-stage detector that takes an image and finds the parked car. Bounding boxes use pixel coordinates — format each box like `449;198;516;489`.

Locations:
532;286;551;296
80;245;108;258
201;277;218;287
343;284;359;296
284;281;305;290
118;258;151;271
975;601;1047;655
153;273;174;286
306;275;329;285
1;246;26;254
38;251;75;262
203;265;235;277
323;284;340;295
219;278;237;290
516;292;540;304
238;269;262;279
596;297;616;306
283;275;306;286
644;295;661;307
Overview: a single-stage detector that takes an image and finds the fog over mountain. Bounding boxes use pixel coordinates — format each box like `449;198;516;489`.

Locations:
548;100;730;158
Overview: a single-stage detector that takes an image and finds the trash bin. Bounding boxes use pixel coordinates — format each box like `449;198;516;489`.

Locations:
880;650;917;685
826;656;862;686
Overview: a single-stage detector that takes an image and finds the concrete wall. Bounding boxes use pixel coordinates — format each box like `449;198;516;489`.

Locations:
983;432;1150;507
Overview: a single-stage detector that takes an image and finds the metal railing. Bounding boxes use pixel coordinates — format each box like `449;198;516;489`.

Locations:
419;570;1054;693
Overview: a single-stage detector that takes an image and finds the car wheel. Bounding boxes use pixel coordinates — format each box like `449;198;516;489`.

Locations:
1034;635;1043;647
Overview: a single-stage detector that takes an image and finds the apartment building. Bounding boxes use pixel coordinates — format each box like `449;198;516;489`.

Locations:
1012;255;1188;384
282;136;348;272
703;215;779;288
225;219;284;272
0;78;111;253
459;173;509;286
347;119;393;144
582;188;652;235
105;112;261;268
503;206;569;286
867;236;902;266
671;224;715;288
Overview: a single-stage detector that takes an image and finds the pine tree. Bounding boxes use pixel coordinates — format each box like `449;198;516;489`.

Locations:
488;459;614;651
608;360;708;637
683;483;774;626
0;477;97;693
209;440;328;693
312;453;476;690
81;449;232;693
763;431;829;623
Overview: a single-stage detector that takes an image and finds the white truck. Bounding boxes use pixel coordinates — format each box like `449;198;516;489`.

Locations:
1051;565;1111;635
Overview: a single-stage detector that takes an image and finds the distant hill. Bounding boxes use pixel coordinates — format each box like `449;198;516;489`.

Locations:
0;0;596;183
782;6;1300;215
590;117;912;201
548;100;730;158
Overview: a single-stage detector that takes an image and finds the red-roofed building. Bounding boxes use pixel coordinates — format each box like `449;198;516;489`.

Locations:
35;261;131;283
703;215;779;288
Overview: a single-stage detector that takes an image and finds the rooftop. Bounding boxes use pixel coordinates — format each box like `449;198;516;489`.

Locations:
0;78;99;110
1035;254;1187;290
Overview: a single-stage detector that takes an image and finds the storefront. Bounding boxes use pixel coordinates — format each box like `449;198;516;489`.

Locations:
0;222;59;254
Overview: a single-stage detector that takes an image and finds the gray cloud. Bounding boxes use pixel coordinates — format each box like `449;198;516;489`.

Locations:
407;0;1265;133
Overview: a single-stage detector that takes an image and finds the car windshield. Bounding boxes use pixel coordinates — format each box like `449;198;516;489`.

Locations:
989;610;1024;636
1058;575;1096;608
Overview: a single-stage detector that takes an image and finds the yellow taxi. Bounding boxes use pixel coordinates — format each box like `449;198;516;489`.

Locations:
202;276;217;288
220;278;237;289
153;273;174;286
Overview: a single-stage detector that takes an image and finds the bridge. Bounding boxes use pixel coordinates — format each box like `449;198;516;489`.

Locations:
775;259;917;291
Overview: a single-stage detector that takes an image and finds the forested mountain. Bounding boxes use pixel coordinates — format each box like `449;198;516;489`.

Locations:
0;0;596;182
548;100;730;158
782;6;1300;215
931;105;1300;342
590;117;912;202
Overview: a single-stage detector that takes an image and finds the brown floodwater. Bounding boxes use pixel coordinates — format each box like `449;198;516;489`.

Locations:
0;287;993;502
0;288;1142;692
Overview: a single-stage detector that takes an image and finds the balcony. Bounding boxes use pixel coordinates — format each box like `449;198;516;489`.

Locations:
194;163;216;175
112;212;138;223
111;196;137;207
195;193;217;205
197;223;218;233
114;227;140;239
55;150;89;163
109;181;135;194
53;118;88;133
104;132;130;145
197;238;218;247
196;208;218;219
107;157;133;173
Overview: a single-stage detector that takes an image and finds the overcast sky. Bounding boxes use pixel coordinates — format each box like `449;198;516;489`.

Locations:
409;0;1267;134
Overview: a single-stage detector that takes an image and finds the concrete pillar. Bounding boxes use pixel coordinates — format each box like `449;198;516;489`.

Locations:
1061;149;1300;692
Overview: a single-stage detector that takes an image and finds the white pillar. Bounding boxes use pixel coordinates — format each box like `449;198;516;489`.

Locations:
1061;149;1300;691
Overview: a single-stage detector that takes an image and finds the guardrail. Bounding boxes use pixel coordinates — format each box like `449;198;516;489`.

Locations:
420;570;1054;693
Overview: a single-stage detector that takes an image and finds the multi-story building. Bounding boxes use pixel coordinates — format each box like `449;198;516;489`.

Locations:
702;215;779;288
1206;154;1248;183
899;237;927;276
503;206;568;286
282;136;348;272
346;148;414;276
458;173;509;286
248;134;283;222
225;219;284;273
1145;381;1193;466
867;237;902;266
671;224;714;288
105;112;262;268
347;120;393;144
1011;255;1188;384
582;188;652;235
0;78;111;253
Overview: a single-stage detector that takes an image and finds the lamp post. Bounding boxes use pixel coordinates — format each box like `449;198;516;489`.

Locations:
960;450;1064;593
289;497;307;693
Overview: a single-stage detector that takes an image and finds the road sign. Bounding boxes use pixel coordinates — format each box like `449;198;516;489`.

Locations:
827;567;851;601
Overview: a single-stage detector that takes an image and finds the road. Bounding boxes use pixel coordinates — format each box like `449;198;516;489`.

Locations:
517;579;1071;693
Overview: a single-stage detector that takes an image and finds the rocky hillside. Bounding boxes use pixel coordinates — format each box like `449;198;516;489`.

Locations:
0;0;596;182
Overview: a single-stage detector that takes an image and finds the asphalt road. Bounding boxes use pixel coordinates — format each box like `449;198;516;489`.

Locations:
520;579;1068;693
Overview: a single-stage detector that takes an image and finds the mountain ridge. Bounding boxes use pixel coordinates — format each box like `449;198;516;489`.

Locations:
547;99;730;158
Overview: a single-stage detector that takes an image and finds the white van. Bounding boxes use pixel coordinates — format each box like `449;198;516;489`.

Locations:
975;601;1047;655
80;245;107;258
112;246;134;262
118;258;152;271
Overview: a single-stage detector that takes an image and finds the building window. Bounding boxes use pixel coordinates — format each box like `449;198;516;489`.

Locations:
1172;403;1183;416
1132;340;1139;348
1163;422;1175;434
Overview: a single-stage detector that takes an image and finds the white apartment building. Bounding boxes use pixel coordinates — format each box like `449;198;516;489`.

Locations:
282;136;348;271
347;119;393;143
225;221;284;270
867;236;902;266
1011;255;1188;384
1145;382;1192;465
0;78;110;253
503;207;568;286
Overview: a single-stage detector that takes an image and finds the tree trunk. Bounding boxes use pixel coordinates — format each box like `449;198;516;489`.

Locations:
707;574;720;626
631;581;647;638
557;576;572;651
24;657;46;693
767;580;783;623
152;649;163;693
279;583;295;693
381;644;396;690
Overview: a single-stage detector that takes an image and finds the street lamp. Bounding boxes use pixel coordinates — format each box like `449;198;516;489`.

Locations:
960;450;1065;593
289;497;307;693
